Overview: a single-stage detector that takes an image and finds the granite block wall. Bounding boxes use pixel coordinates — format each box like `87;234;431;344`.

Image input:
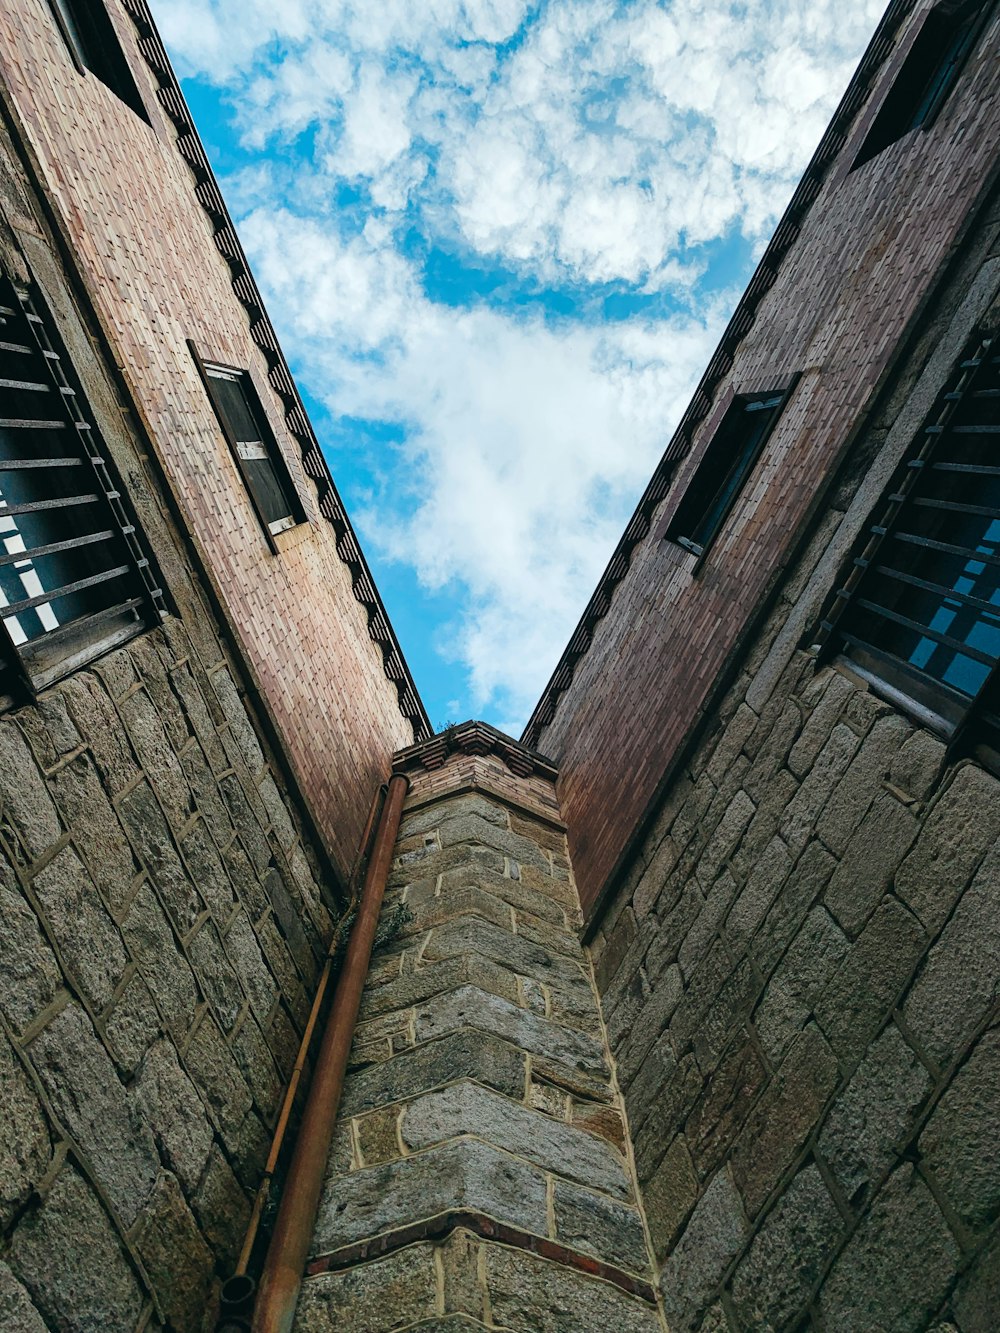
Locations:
0;616;337;1333
296;742;665;1332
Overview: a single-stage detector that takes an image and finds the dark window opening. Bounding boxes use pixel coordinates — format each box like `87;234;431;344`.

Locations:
817;332;1000;764
665;384;794;559
852;0;990;168
0;277;165;700
47;0;149;121
192;347;305;551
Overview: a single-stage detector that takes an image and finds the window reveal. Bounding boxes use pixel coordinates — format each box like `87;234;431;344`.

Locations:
47;0;150;121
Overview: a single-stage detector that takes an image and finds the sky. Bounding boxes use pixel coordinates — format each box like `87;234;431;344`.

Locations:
149;0;885;735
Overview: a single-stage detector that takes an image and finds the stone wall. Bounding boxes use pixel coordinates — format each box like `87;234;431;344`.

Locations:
0;614;338;1333
296;740;665;1332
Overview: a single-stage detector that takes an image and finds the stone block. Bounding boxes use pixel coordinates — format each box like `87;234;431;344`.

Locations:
0;1262;47;1333
439;1228;483;1319
724;836;793;953
624;1030;680;1136
696;791;756;886
340;1029;525;1117
643;1135;699;1260
120;782;202;933
617;965;683;1088
121;883;199;1036
815;714;912;855
606;967;651;1051
0;870;61;1033
0;1032;50;1231
753;906;849;1063
669;938;738;1056
889;730;947;802
413;986;607;1078
752;840;836;978
313;1139;548;1256
552;1178;649;1272
134;1171;215;1333
225;909;279;1020
951;1228;1000;1333
787;671;855;777
8;1165;143;1333
730;1026;838;1218
729;770;799;885
438;864;569;923
296;1244;439;1333
706;705;759;787
401;1081;629;1197
685;1035;767;1179
189;920;244;1031
30;846;127;1012
818;1166;960;1333
103;969;160;1075
634;835;681;919
920;1027;1000;1233
694;956;762;1073
422;914;584;987
47;754;137;913
631;1052;705;1187
357;1106;400;1166
401;795;508;839
814;897;926;1064
903;843;1000;1066
437;812;550;869
895;765;1000;933
679;871;738;980
780;723;860;853
0;721;62;860
191;1144;251;1271
818;1024;930;1205
729;1163;842;1331
263;865;316;982
29;1005;158;1227
221;772;272;876
257;771;296;851
59;673;141;796
118;687;191;822
823;792;920;937
644;884;702;986
183;1016;254;1138
180;742;235;846
210;669;265;774
133;1038;213;1194
181;817;236;922
483;1241;662;1333
659;1168;749;1333
570;1102;626;1152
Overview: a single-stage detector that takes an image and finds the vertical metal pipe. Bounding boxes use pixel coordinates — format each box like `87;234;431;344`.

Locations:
251;773;410;1333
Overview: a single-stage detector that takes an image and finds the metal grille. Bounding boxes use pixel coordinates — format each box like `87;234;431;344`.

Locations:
817;333;1000;739
0;278;164;694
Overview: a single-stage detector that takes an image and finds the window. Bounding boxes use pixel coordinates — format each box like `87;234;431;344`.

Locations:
852;0;990;169
0;277;164;699
47;0;149;120
817;332;1000;759
191;345;304;550
665;382;796;559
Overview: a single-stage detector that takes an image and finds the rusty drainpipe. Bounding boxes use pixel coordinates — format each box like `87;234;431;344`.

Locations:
241;771;409;1333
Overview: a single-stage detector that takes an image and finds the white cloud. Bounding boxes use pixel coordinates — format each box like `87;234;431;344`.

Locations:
148;0;886;728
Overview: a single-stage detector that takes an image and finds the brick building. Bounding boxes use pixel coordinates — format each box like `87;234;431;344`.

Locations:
0;2;997;1333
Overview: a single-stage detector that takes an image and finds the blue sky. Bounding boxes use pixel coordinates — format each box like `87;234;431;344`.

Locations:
150;0;884;734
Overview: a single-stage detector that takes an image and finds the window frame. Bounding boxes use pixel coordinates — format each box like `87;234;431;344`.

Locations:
813;331;1000;772
0;276;165;703
46;0;151;123
189;341;306;554
663;374;800;566
850;0;992;171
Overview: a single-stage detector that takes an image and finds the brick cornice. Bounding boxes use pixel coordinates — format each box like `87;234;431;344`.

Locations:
119;0;431;742
521;0;914;751
393;719;558;781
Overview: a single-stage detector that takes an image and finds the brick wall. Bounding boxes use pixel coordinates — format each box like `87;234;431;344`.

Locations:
296;741;666;1332
532;0;1000;917
0;0;417;882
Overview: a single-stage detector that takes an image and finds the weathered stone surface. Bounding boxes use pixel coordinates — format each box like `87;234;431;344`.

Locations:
694;956;762;1073
660;1168;749;1333
184;1016;254;1139
31;846;127;1010
133;1038;213;1193
439;1228;483;1318
60;673;141;796
823;792;920;936
47;754;137;912
818;1166;960;1333
888;730;947;802
135;1172;215;1333
422;915;584;986
225;909;279;1020
220;773;272;875
436;812;550;870
357;1107;399;1166
730;1026;838;1218
181;817;236;922
684;1035;767;1179
895;765;1000;933
189;920;244;1031
0;1261;47;1333
438;864;569;923
818;1023;928;1208
296;1244;439;1333
104;970;160;1075
0;1033;50;1231
780;723;859;853
119;779;200;932
668;938;737;1055
814;897;926;1064
552;1179;649;1272
643;1135;699;1260
678;871;738;980
484;1242;662;1333
314;1140;548;1255
920;1028;1000;1233
632;1055;703;1186
625;1030;679;1136
596;907;638;992
752;840;836;978
401;1081;629;1198
0;722;62;859
340;1029;525;1117
9;1166;143;1333
121;883;199;1035
617;966;683;1088
725;836;793;952
697;791;756;885
815;714;912;855
787;672;854;777
29;1005;158;1227
729;1164;841;1331
903;845;1000;1066
951;1228;1000;1333
414;986;606;1077
0;871;62;1032
401;795;509;840
192;1144;251;1270
753;907;849;1062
